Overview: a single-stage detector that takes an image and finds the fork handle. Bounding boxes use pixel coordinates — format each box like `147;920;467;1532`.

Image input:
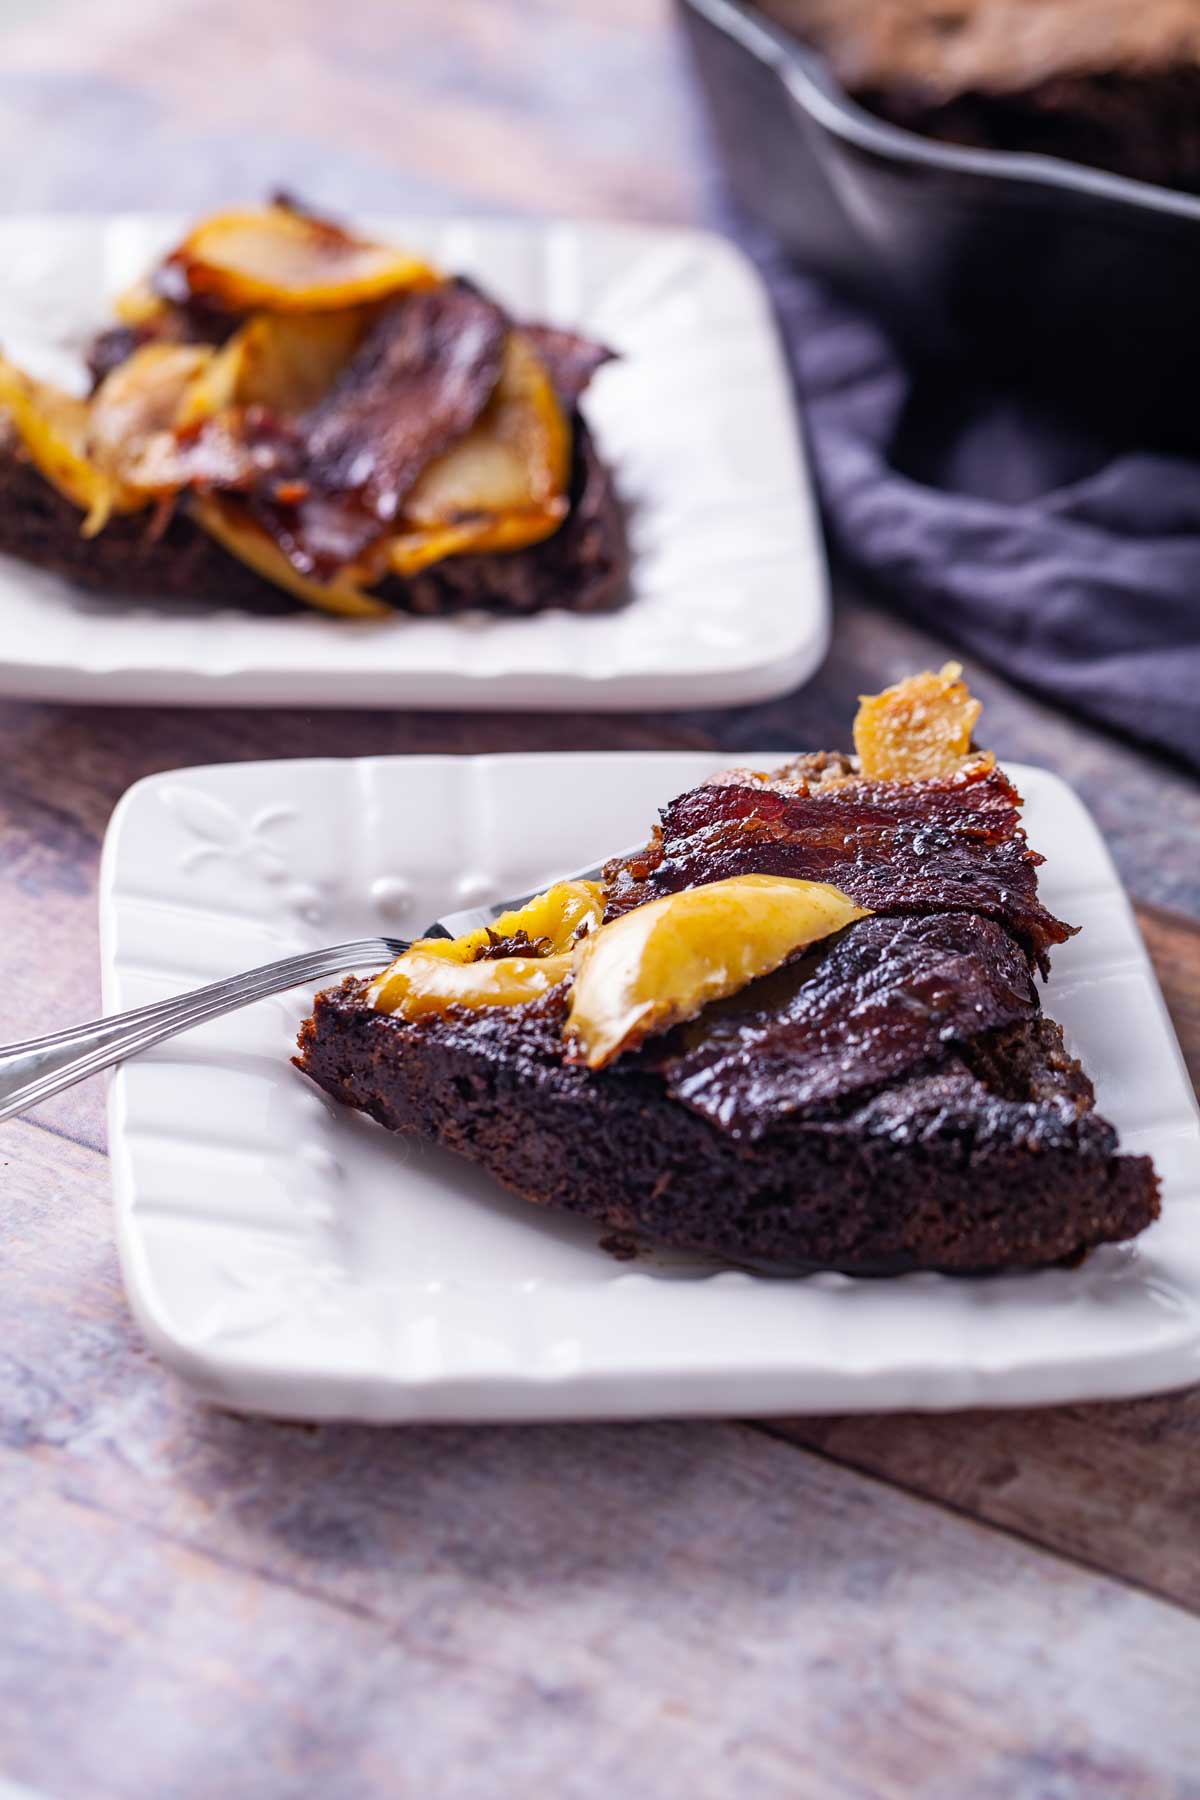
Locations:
0;938;404;1126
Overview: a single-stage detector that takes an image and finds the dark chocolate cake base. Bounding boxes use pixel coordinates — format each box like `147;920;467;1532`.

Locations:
295;969;1159;1276
0;416;626;617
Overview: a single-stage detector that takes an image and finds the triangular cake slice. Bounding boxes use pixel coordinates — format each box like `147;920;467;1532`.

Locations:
295;668;1160;1274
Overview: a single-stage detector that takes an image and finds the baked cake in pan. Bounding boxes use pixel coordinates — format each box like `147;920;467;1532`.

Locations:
761;0;1200;194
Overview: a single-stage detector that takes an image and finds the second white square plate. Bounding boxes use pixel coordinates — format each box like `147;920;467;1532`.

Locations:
100;751;1200;1422
0;214;826;709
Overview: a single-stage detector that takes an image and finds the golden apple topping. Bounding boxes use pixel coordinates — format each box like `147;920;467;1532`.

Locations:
387;330;571;576
189;495;392;619
367;872;866;1060
368;948;576;1021
368;881;605;1019
563;875;869;1069
144;204;439;315
0;356;143;536
853;662;993;783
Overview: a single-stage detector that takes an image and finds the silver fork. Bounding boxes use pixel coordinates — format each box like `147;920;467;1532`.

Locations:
0;853;617;1125
0;938;409;1125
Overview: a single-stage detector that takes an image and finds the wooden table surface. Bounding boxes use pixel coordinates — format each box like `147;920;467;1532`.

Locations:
2;3;1199;1794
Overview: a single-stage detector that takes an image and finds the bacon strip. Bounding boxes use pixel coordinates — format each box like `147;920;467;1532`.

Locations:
603;762;1073;971
659;912;1039;1138
299;283;507;523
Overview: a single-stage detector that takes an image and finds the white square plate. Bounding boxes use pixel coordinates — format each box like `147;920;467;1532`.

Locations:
0;214;826;710
100;753;1200;1421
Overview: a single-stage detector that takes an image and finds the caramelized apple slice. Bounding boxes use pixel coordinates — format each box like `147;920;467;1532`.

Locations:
87;341;228;489
450;879;606;960
116;311;376;491
0;355;143;534
112;279;168;328
387;330;570;576
195;309;374;417
151;204;439;314
854;663;992;783
0;343;261;529
89;333;328;500
565;874;869;1070
190;494;391;619
369;949;575;1021
368;880;605;1018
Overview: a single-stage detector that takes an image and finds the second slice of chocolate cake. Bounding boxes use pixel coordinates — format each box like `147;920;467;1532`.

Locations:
0;199;627;620
295;668;1160;1274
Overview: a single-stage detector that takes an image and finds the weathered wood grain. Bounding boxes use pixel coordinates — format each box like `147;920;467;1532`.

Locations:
1139;904;1200;1087
2;1121;1200;1800
0;0;711;222
766;1390;1200;1616
2;0;1200;1790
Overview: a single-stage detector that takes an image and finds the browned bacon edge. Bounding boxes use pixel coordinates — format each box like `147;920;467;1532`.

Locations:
603;760;1073;975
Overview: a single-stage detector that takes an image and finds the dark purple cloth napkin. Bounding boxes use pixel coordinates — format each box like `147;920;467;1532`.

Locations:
757;250;1200;771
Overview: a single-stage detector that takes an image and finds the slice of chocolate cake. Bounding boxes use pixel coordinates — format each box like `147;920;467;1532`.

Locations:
0;198;626;618
295;667;1160;1274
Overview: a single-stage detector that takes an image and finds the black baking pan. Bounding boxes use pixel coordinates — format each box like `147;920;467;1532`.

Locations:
678;0;1200;417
